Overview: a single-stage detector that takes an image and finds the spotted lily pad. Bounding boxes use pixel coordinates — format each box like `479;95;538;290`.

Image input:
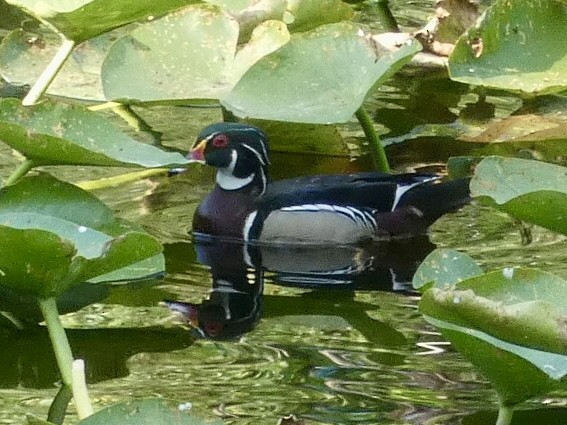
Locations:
449;0;567;94
418;248;567;405
223;22;421;123
102;4;290;102
471;156;567;235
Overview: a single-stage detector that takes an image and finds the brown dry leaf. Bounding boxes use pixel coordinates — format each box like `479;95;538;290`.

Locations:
460;114;567;143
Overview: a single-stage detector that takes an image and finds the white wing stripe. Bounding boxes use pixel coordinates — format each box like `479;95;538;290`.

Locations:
279;204;377;231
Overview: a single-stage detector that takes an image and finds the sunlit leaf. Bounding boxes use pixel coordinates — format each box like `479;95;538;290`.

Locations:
412;248;482;291
223;23;421;123
102;4;290;102
420;264;567;405
78;398;222;425
0;98;188;167
424;315;567;405
0;28;122;101
471;156;567;235
5;0;198;42
0;175;163;298
449;0;567;93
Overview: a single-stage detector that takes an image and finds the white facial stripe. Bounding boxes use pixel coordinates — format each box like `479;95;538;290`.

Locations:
226;149;238;173
241;142;266;166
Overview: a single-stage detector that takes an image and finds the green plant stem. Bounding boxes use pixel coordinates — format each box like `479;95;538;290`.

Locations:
496;404;514;425
38;297;74;387
22;37;75;106
355;106;390;173
47;385;72;425
4;159;35;186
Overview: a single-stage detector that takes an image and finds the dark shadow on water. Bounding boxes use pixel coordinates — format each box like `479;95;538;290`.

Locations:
163;236;435;342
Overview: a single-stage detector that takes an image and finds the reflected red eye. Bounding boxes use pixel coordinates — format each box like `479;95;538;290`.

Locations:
212;134;229;148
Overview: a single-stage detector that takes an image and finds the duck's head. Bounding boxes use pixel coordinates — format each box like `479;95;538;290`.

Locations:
191;122;270;193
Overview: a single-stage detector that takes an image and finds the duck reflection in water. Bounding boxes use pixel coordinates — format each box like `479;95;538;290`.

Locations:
163;235;436;340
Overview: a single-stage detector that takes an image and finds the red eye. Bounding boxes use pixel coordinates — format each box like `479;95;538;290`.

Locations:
212;134;229;148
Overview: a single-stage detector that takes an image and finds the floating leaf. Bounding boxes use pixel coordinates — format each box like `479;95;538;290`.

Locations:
78;398;221;425
420;262;567;405
449;0;567;94
0;98;188;167
424;315;567;405
5;0;198;42
471;156;567;235
0;174;163;298
102;4;290;102
222;23;421;123
412;248;483;291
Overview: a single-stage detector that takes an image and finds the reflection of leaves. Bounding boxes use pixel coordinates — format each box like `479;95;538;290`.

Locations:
471;156;567;235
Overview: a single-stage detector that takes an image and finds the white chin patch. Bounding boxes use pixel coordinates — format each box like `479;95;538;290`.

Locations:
217;170;255;190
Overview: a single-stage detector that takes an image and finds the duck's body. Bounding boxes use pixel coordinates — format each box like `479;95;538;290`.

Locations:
191;123;470;245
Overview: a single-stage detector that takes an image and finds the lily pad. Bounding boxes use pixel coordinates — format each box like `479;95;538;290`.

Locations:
0;28;121;101
102;4;290;102
0;174;163;298
78;398;221;425
5;0;198;42
421;268;567;355
0;98;188;167
412;248;483;291
222;22;421;123
449;0;567;94
471;156;567;235
424;315;567;405
420;261;567;405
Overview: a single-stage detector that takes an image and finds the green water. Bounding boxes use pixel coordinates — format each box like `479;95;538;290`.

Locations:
1;2;567;423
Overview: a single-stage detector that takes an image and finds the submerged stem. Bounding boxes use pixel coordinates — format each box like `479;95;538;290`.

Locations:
4;159;35;187
38;297;74;387
22;37;75;106
355;106;390;173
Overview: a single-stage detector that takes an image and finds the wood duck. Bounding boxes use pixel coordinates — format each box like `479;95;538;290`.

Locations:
190;122;471;244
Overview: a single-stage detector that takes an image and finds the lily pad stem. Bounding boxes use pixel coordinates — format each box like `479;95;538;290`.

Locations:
4;159;35;186
38;297;73;387
496;403;514;425
23;37;76;106
355;106;390;173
